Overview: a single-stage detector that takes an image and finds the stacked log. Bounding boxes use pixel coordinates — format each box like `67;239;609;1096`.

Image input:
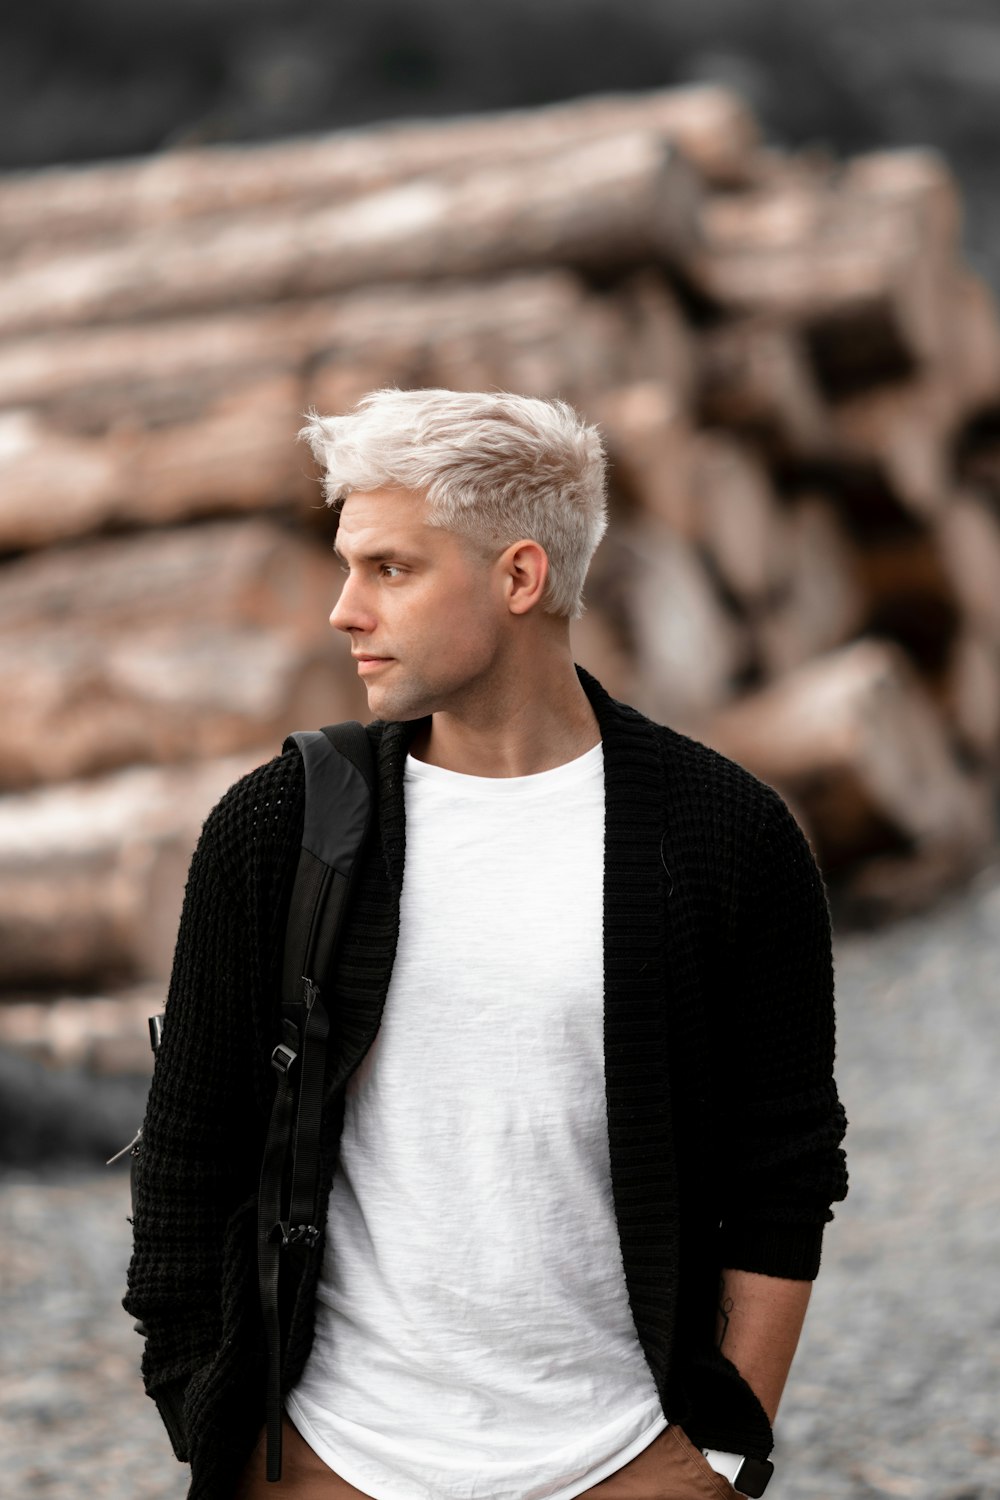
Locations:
0;85;757;257
0;133;702;336
0;521;365;787
0;754;267;989
0;274;626;550
2;83;1000;1015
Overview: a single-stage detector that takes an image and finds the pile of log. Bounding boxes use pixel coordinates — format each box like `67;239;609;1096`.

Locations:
2;82;1000;1027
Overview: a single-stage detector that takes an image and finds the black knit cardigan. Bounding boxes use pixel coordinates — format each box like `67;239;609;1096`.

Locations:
124;667;848;1500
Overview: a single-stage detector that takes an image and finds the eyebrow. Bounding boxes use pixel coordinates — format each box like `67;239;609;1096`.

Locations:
333;540;419;564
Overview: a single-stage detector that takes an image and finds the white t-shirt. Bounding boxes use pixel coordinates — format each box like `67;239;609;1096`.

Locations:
286;742;666;1500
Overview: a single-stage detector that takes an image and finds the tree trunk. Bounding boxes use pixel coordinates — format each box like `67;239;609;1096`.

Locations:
831;380;955;519
937;488;1000;642
852;525;959;675
698;316;831;458
941;272;1000;413
704;638;987;870
753;496;865;676
0;622;366;789
0;518;342;639
841;149;961;262
615;271;700;408
592;382;696;533
688;432;791;604
0;376;311;552
0;272;595;411
608;518;747;725
0;84;757;258
941;630;1000;766
0;988;165;1076
0;133;702;337
0;275;638;552
696;178;951;385
0;754;264;987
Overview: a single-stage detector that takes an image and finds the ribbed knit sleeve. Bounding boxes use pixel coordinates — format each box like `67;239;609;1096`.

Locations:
717;786;848;1280
122;753;300;1460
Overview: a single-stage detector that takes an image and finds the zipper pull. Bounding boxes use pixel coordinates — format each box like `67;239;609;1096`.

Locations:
107;1125;143;1166
302;976;319;1011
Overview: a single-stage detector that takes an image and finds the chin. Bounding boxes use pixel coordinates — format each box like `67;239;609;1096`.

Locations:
364;678;434;722
365;657;493;721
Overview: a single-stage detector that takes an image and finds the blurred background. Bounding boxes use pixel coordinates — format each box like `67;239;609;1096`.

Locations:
1;2;1000;1497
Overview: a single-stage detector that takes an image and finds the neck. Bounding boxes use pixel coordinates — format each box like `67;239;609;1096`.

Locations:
408;641;600;778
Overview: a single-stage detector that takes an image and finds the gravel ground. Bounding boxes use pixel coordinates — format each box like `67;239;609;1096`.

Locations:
3;865;1000;1500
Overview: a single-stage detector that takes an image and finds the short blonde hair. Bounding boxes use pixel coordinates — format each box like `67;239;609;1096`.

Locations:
300;387;608;619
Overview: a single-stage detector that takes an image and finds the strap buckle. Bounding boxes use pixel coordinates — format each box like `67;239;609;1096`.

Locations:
271;1042;298;1075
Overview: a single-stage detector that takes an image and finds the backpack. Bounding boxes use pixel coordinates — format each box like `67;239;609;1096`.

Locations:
112;721;376;1483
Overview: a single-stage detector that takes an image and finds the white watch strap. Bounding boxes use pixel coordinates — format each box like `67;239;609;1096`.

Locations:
702;1448;747;1487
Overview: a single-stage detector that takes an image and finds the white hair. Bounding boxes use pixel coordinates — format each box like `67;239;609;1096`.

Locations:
299;387;608;619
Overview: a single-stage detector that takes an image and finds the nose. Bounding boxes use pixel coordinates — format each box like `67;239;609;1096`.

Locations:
329;571;374;636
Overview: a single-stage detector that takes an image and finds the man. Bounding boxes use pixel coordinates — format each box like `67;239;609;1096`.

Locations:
125;388;848;1500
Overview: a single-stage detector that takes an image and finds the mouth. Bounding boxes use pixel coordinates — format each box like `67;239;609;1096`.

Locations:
353;654;394;676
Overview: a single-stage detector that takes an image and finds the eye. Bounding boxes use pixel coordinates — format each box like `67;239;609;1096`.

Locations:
380;564;404;579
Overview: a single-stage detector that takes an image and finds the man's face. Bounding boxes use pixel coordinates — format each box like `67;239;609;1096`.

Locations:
330;485;508;721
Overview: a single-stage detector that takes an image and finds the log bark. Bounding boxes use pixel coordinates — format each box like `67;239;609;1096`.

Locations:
0;305;321;412
0;518;342;640
591;382;696;533
615;271;700;407
839;833;993;923
607;518;747;725
0;987;165;1075
840;149;962;262
852;526;959;674
594;398;792;607
407;284;635;406
688;433;791;604
830;380;955;519
0;133;702;337
304;272;616;403
0;754;266;987
937;488;1000;642
0;620;366;790
958;431;1000;494
0;275;633;553
704;638;987;870
753;496;865;676
698;317;831;458
696;178;951;385
0;272;591;412
942;630;1000;766
942;272;1000;413
0;85;756;258
0;376;311;552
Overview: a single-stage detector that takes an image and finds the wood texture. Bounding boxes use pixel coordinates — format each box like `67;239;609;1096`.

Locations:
696;173;952;382
688;433;791;604
0;82;999;947
754;496;865;675
0;133;702;337
705;639;987;871
0;521;366;787
0;85;757;258
698;316;831;457
0;754;264;986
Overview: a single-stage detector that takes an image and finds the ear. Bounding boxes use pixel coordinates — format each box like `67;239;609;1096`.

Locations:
501;539;549;615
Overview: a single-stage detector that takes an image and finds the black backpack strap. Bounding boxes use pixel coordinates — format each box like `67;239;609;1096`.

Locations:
258;722;375;1482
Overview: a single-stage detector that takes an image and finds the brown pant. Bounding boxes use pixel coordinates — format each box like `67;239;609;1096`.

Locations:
233;1414;740;1500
